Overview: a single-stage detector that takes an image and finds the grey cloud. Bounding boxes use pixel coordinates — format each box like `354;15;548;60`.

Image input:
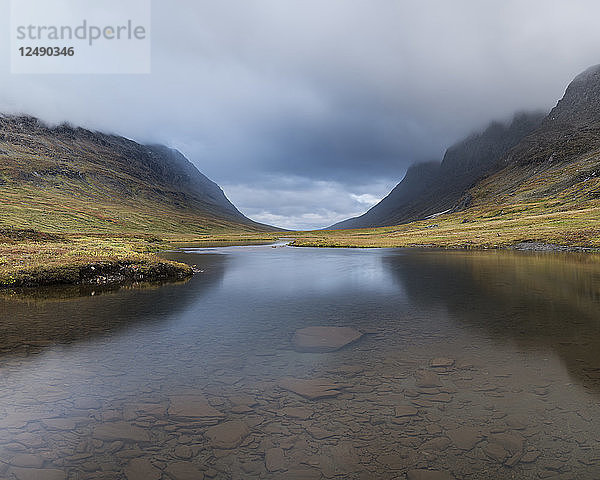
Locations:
222;176;394;230
2;0;600;228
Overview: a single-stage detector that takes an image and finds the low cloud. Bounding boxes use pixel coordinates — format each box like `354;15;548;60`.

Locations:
2;1;600;228
350;193;383;206
223;176;394;230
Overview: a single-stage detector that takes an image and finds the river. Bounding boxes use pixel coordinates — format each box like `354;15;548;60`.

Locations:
0;245;599;479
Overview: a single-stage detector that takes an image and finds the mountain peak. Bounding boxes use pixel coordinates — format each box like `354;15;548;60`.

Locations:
546;64;600;126
507;64;600;165
0;113;276;233
569;63;600;86
329;112;544;229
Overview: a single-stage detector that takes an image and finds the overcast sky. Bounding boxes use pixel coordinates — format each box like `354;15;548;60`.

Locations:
2;0;600;229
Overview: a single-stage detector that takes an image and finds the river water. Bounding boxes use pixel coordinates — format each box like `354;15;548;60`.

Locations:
0;245;599;479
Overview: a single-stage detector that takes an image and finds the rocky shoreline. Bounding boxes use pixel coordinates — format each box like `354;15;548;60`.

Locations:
1;324;594;479
508;242;599;252
290;240;600;253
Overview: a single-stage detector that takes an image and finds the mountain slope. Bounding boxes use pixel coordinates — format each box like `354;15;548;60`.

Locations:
467;64;600;212
0;115;276;234
291;65;600;249
331;111;545;229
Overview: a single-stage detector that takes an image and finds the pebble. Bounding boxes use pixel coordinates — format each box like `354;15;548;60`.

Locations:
429;358;455;368
124;458;161;480
164;461;206;480
265;447;286;472
407;469;456;480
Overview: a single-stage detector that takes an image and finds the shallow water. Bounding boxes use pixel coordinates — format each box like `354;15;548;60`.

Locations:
1;245;600;479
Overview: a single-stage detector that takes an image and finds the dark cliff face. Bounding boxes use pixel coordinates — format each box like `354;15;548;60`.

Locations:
330;111;544;230
345;162;441;227
546;64;600;127
0;115;275;232
142;144;244;218
506;64;600;166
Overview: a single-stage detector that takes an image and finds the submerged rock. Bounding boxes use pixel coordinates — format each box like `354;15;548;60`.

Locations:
306;426;337;440
9;468;66;480
490;432;524;455
92;422;151;443
9;454;45;468
394;405;418;417
42;417;89;431
168;395;225;422
447;426;481;450
484;442;508;463
407;469;455;480
415;370;443;388
421;437;451;451
282;406;313;419
265;447;286;472
205;421;250;449
429;357;455;368
164;461;205;480
284;467;322;479
124;458;161;480
291;326;363;353
279;378;343;400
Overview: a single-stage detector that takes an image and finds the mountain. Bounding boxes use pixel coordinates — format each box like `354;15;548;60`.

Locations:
467;64;600;211
330;111;545;229
0;115;276;234
501;65;600;167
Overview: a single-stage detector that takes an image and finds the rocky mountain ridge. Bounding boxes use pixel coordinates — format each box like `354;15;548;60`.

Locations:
330;112;545;229
332;64;600;230
0;115;275;233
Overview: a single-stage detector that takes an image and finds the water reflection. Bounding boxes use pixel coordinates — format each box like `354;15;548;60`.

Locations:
0;253;225;358
382;250;600;394
0;246;599;479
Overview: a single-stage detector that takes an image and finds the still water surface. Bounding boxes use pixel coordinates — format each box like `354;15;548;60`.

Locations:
1;245;600;479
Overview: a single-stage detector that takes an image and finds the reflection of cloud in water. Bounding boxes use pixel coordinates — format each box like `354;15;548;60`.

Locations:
206;246;404;298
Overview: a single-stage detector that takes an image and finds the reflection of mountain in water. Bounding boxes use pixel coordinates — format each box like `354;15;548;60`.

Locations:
383;250;600;392
0;253;226;357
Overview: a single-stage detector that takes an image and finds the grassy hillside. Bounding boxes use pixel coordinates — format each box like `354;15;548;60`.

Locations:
330;112;545;229
0;115;277;287
296;66;600;249
0;115;273;235
286;148;600;249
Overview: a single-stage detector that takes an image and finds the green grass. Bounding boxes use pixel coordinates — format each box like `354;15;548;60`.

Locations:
0;231;192;288
184;152;600;250
0;118;274;287
1;118;599;289
286;206;600;249
183;204;599;250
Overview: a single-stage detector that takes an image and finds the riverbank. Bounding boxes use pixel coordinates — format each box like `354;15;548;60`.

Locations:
3;202;599;289
0;230;193;288
175;205;600;251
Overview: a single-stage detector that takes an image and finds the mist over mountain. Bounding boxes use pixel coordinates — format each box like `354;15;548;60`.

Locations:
470;64;600;210
505;64;600;166
0;115;276;234
330;112;545;229
331;64;600;231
